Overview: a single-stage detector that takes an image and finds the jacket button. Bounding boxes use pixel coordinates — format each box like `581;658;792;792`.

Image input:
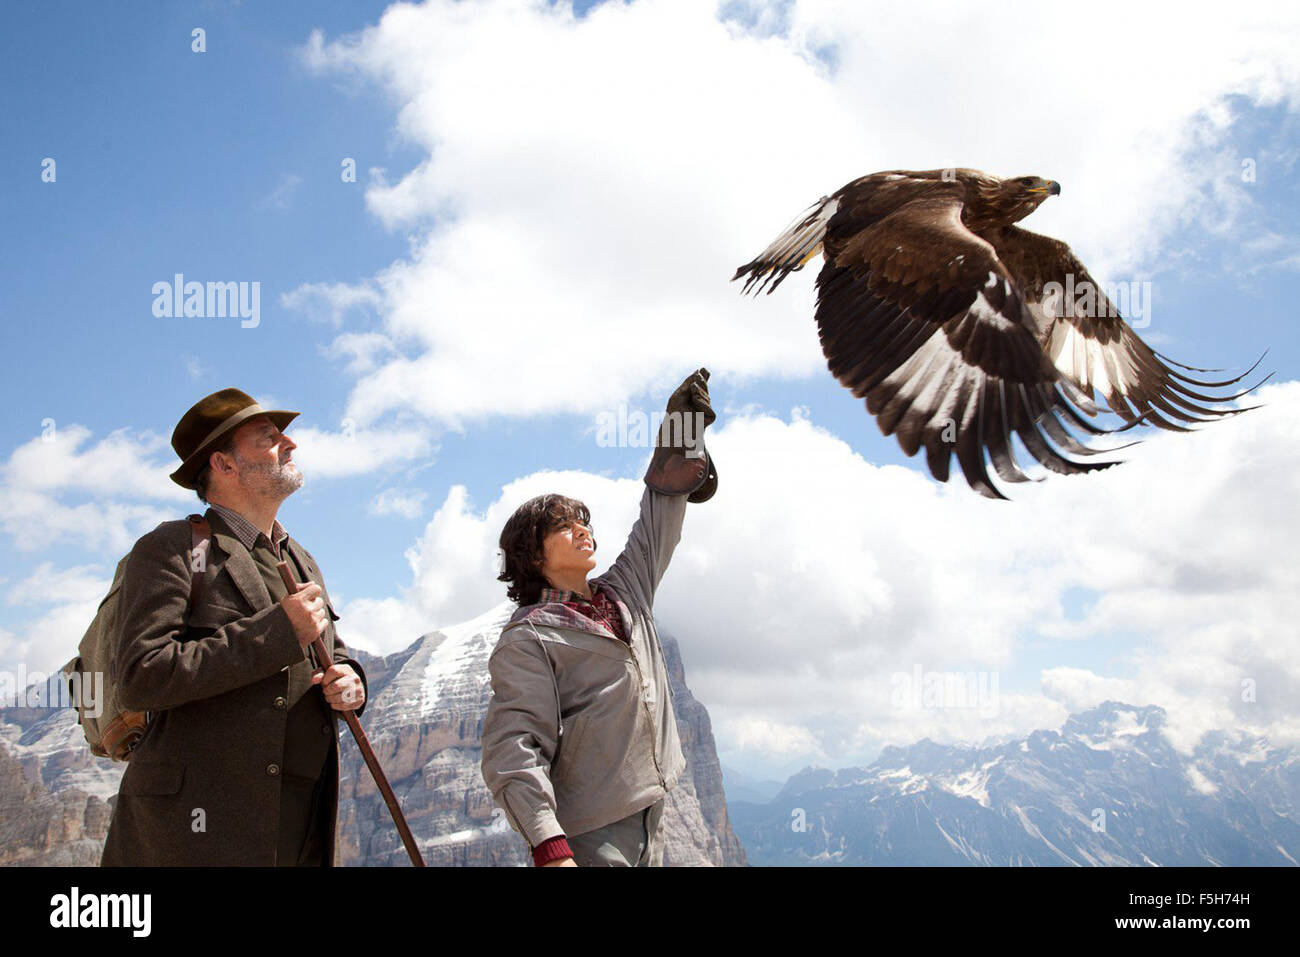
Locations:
320;724;331;735
266;763;280;776
273;697;287;710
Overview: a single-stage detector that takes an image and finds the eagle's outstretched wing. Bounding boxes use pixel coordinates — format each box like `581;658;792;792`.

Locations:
809;179;1123;499
986;225;1269;430
734;170;1268;498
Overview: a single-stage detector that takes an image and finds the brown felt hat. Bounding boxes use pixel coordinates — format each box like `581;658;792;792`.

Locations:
169;388;299;489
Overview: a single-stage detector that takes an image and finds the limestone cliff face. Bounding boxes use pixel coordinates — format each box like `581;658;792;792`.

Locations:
658;630;746;867
0;604;744;867
336;604;517;866
0;706;119;866
337;603;746;867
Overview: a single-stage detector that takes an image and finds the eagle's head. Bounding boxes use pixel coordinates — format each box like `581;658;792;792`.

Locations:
1004;175;1060;221
965;173;1060;228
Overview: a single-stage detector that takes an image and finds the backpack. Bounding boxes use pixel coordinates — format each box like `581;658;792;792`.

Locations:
60;514;211;761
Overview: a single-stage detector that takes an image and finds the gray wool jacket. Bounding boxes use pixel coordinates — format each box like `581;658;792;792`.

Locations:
480;486;690;848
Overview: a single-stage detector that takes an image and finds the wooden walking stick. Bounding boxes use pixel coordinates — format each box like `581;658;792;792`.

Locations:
277;561;426;867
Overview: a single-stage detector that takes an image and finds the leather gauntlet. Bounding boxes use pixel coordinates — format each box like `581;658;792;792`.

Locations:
644;367;718;503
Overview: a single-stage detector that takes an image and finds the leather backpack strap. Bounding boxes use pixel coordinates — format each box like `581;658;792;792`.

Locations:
186;514;212;616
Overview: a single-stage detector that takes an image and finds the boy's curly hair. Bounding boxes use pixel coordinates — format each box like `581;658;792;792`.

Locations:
498;494;596;606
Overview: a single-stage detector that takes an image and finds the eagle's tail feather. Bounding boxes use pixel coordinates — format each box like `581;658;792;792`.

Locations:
733;196;838;296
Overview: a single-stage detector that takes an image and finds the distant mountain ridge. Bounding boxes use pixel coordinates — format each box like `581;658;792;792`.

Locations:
730;702;1300;866
721;765;784;806
6;659;1295;868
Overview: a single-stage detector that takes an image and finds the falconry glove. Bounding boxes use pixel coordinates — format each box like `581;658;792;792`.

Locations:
644;367;718;503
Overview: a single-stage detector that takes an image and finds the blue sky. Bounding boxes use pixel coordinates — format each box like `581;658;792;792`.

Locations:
1;0;415;581
3;0;1298;779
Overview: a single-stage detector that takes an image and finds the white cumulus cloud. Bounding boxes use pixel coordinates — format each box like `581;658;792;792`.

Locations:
293;0;1300;433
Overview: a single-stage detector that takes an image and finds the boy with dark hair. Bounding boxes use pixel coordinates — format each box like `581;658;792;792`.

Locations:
482;369;717;866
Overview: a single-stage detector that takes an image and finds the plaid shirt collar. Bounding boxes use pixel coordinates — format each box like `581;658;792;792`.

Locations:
537;581;626;641
209;502;289;553
538;585;591;605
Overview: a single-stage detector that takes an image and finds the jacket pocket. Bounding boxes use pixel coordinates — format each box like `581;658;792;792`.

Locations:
552;713;590;785
119;759;185;796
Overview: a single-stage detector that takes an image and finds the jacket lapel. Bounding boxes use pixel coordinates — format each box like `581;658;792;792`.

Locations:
283;538;338;673
210;531;273;611
282;538;320;590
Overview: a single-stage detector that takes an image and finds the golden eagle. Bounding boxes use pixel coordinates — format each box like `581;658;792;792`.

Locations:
733;168;1267;498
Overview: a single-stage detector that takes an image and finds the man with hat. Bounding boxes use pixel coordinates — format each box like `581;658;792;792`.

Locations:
101;388;368;866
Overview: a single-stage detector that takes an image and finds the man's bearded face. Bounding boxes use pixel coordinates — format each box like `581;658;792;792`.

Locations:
235;448;303;497
229;417;303;499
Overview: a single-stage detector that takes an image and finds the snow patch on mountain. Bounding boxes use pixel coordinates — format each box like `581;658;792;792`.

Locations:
414;601;510;718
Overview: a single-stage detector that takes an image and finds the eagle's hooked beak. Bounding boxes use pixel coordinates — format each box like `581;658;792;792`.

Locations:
1029;180;1061;196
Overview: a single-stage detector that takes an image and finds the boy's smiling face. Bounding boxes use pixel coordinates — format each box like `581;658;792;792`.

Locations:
541;518;598;585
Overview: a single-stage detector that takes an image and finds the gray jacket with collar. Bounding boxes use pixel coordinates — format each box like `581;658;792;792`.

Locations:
480;486;689;847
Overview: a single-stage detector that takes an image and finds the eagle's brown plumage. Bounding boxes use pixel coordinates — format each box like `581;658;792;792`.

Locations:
733;168;1268;499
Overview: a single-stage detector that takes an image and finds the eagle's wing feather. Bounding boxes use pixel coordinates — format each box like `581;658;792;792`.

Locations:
987;226;1270;431
734;171;937;297
733;195;840;296
815;184;1120;498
